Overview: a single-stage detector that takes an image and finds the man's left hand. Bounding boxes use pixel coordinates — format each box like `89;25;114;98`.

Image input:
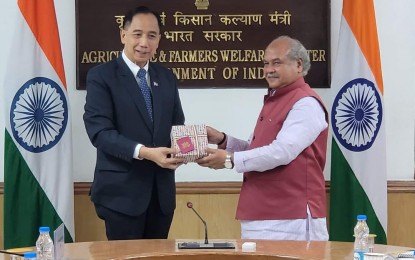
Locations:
196;148;227;169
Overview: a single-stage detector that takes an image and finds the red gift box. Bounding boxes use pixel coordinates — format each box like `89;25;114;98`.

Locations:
171;124;208;163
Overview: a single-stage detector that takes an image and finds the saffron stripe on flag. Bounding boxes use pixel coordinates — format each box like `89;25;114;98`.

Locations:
18;0;67;88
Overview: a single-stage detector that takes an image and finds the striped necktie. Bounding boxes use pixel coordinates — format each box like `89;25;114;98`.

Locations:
137;69;153;121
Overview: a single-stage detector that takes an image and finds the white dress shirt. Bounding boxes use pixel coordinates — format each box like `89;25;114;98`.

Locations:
120;51;150;160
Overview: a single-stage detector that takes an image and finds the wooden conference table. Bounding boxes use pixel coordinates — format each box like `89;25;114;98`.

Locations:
1;239;411;259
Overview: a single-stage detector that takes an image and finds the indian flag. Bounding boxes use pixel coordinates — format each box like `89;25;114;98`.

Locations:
3;0;74;248
329;0;387;244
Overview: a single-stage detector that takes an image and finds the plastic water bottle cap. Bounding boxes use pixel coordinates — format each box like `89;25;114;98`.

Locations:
23;252;37;259
357;215;367;220
39;226;50;232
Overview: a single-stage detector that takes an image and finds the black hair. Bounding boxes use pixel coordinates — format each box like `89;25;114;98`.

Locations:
123;6;162;32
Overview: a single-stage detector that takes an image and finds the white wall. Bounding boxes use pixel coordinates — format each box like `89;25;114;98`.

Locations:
0;0;414;182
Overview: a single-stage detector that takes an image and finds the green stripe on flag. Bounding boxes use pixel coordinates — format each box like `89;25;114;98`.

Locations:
329;138;386;244
4;130;73;249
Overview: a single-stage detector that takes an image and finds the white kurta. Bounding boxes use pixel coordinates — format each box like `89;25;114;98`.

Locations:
227;96;329;241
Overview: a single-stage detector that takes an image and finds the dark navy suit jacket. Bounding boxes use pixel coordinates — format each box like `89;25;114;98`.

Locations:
83;56;185;216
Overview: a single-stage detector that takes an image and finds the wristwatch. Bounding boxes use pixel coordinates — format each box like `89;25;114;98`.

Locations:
224;153;234;169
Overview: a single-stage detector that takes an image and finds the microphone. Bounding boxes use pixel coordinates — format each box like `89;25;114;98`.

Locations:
187;202;209;244
177;202;235;249
0;250;24;257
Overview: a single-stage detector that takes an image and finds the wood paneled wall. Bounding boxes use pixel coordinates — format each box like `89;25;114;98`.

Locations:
0;181;414;249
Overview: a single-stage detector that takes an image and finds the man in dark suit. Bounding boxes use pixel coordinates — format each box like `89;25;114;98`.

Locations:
83;6;185;240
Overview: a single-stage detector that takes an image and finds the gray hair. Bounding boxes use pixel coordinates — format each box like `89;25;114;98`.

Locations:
275;36;311;76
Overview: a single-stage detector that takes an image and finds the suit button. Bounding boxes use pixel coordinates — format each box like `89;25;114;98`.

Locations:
260;116;263;121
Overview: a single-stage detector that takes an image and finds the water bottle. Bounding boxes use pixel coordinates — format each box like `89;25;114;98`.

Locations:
354;215;370;260
23;252;37;260
36;226;54;260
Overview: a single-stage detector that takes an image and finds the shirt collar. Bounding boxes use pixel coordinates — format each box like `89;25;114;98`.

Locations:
122;51;149;77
